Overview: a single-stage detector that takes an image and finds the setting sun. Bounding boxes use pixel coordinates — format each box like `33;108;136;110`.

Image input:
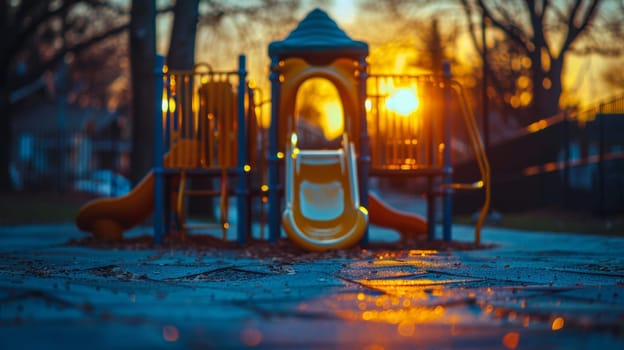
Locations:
385;88;419;116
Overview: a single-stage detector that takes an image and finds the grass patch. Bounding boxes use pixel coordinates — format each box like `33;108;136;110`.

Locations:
0;192;89;225
455;209;624;236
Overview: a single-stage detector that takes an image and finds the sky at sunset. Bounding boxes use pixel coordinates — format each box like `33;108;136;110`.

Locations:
323;0;623;109
155;0;622;110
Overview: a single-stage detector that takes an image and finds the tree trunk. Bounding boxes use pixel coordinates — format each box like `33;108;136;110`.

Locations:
129;0;156;185
0;79;13;192
166;0;212;218
532;57;563;121
167;0;199;70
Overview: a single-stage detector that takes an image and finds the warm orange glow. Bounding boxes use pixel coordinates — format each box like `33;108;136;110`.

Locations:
551;316;565;331
516;76;530;89
322;101;344;140
541;47;551;71
295;78;344;140
360;206;369;215
526;119;548;133
397;321;415;336
543;162;557;172
523;165;540;176
510;95;520;108
521;57;532;68
502;332;520;349
522;316;530;327
520;91;532;106
162;97;176;113
162;325;179;342
407;250;438;257
386;87;419;116
240;326;263;346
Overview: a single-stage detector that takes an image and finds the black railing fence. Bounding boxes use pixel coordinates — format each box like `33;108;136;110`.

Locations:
455;94;624;216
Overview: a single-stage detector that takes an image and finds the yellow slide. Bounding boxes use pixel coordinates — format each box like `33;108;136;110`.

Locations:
75;172;158;241
282;134;368;251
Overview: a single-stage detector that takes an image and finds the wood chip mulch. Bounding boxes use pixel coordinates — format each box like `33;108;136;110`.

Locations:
66;232;495;262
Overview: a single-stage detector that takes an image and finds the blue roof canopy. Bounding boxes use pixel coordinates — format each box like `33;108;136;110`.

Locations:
268;8;368;65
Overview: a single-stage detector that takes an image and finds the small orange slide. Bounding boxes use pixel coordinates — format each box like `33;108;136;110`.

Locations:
368;192;427;238
75;140;200;240
75;172;159;241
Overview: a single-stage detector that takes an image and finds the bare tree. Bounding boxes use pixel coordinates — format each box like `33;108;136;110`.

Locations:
128;0;156;185
461;0;623;123
0;0;129;192
167;0;199;70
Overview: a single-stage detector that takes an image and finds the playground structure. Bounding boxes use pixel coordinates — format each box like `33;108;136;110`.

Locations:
76;9;490;249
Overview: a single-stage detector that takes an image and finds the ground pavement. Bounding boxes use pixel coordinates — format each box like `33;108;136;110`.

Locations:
0;209;623;349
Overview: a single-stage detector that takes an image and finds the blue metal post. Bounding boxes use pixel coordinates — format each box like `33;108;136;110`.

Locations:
268;56;282;242
426;182;436;241
153;55;165;244
357;57;370;245
236;55;249;244
442;61;453;242
427;80;436;241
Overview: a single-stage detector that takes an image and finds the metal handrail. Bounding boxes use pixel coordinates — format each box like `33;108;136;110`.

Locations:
450;79;491;245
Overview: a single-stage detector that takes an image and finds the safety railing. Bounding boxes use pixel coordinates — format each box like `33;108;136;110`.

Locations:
155;58;261;242
162;64;259;170
366;73;490;244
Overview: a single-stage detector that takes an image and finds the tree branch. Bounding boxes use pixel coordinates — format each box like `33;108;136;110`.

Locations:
560;0;599;55
538;0;550;22
526;0;551;56
460;0;516;114
10;0;81;56
9;22;129;91
477;0;531;53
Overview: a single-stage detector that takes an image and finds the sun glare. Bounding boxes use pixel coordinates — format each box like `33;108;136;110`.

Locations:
386;88;419;116
331;0;356;24
322;101;344;140
295;78;345;142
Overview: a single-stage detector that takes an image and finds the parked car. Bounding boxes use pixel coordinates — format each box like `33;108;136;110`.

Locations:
74;170;131;197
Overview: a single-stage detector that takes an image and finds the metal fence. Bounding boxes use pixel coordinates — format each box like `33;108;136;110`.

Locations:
11;127;130;196
455;94;624;216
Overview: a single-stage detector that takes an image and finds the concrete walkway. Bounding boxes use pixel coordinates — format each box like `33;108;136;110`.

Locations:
0;219;623;349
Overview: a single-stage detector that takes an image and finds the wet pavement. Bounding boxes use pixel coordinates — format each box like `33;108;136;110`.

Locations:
1;216;624;349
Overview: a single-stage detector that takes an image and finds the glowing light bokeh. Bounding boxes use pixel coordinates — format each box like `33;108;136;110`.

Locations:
385;88;419;116
295;78;345;140
322;101;344;140
551;316;565;331
162;325;179;342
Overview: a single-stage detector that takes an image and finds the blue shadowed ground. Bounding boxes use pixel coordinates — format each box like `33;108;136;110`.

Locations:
1;193;623;349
